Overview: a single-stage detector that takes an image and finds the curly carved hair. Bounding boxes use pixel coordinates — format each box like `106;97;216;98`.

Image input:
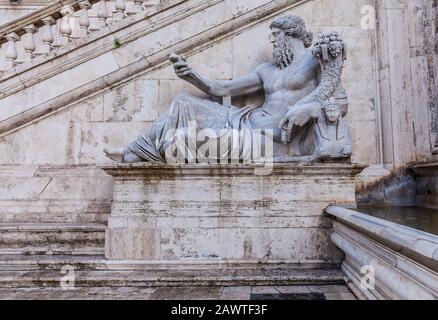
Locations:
270;14;313;48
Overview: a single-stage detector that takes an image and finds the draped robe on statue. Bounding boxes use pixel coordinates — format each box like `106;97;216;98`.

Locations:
127;93;271;163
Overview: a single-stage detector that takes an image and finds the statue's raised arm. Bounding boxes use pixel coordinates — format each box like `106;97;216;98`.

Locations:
280;31;347;144
170;53;263;98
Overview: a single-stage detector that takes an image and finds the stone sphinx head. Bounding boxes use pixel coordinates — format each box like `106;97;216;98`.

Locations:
269;14;313;69
322;99;341;123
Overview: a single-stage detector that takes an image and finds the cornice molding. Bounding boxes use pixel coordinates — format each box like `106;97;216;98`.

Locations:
101;163;365;177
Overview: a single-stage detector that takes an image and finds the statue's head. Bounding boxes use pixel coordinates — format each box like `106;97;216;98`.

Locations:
323;99;341;123
269;14;313;69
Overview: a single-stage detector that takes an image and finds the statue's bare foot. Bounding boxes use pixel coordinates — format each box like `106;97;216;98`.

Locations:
104;147;125;163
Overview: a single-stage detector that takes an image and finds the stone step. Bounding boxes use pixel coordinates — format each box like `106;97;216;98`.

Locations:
0;255;345;288
0;255;105;271
0;211;110;224
0;284;357;300
0;267;346;288
0;255;346;287
0;254;339;271
0;223;106;255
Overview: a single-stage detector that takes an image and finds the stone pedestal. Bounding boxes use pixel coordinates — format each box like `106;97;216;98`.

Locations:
101;163;363;266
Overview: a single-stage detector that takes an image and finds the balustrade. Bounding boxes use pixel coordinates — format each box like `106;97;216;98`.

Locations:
0;0;162;73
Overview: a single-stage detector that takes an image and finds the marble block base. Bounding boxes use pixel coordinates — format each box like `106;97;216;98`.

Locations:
101;163;364;264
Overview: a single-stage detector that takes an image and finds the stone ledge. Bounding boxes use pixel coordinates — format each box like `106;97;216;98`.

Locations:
331;222;438;300
0;222;106;232
409;162;438;173
325;206;438;270
0;268;346;288
100;162;366;177
0;248;104;256
0;222;106;256
0;254;339;271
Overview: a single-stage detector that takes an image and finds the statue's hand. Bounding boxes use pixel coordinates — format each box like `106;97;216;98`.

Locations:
170;54;192;79
279;102;321;144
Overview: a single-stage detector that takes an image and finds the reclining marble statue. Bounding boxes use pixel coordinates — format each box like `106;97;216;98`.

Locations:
104;14;352;163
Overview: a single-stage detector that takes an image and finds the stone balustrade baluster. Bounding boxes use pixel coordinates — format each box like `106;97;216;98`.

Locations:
97;0;108;28
22;24;37;63
0;0;162;72
133;0;145;12
114;0;127;21
4;33;20;69
40;16;56;54
51;18;63;50
78;1;92;35
59;6;74;44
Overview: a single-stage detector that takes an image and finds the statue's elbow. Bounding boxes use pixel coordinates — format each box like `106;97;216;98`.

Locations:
208;84;231;97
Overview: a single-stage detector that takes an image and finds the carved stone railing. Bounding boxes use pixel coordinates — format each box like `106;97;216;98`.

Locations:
0;0;161;71
326;206;438;300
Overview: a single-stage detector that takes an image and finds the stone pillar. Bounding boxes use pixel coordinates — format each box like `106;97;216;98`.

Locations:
375;0;437;169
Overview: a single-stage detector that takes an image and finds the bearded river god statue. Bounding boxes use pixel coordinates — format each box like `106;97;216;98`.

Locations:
104;14;352;164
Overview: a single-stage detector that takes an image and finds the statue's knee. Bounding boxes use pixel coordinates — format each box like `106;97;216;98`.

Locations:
173;128;189;142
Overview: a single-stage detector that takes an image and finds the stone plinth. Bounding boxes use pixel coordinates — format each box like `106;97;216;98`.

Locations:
101;163;364;265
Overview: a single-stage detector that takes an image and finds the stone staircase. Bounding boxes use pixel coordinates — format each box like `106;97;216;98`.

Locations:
0;166;111;259
0;254;347;288
0;223;106;255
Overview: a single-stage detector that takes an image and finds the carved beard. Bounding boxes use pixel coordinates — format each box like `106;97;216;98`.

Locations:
273;35;295;69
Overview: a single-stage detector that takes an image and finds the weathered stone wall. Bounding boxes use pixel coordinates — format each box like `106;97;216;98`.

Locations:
0;0;380;166
103;163;361;264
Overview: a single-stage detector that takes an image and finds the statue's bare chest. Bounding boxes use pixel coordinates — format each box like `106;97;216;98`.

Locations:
261;62;317;94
